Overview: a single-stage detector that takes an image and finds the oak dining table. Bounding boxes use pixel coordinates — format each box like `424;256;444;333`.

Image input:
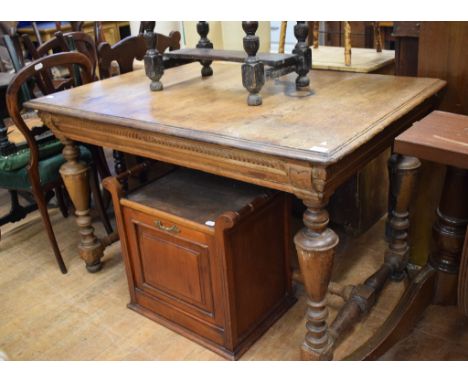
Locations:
26;61;445;360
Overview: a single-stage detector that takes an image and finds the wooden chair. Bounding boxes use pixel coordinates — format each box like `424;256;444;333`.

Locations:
22;30;98;80
22;30;112;190
96;23;182;191
97;33;146;79
1;52;111;273
137;21;182;68
346;111;468;359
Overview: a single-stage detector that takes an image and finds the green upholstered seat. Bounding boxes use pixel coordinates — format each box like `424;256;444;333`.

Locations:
0;139;63;172
0;142;91;190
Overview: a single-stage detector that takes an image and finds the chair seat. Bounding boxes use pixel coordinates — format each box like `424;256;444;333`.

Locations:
0;144;91;190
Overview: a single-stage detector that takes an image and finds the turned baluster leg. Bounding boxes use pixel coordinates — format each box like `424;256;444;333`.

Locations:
292;21;311;89
386;155;421;280
328;157;420;347
144;28;164;91
294;198;339;360
59;137;104;272
344;22;352;66
431;167;468;305
196;21;214;77
242;21;264;106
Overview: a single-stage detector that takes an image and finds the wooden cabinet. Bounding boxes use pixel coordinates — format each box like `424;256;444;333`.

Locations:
104;168;295;359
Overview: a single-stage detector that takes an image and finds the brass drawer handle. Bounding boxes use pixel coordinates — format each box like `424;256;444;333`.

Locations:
155;220;180;234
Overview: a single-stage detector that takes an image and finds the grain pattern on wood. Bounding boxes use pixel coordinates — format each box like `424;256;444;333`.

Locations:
394;111;468;169
294;198;338;360
103;167;294;359
344;22;352;66
418;22;468;116
311;46;394;73
26;62;445;165
27;62;445;360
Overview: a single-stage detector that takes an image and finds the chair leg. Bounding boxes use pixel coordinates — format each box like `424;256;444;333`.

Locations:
89;164;113;235
30;180;67;274
0;190;38;226
89;145;112;209
55;184;69;218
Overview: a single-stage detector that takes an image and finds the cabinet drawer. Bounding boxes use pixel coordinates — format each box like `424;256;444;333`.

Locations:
123;206;219;323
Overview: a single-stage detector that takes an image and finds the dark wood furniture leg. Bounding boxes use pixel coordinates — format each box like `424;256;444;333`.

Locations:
196;21;213;77
294;197;339;360
458;226;468;315
242;21;264;106
328;155;421;352
59;137;104;272
347;164;468;360
387;155;422;281
292;21;311;88
143;29;164;91
430;166;468;304
29;177;67;274
54;184;68;218
89;164;113;235
113;150;128;193
0;190;38;226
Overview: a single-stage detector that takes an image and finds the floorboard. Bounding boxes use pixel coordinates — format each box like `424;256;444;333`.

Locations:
0;188;466;360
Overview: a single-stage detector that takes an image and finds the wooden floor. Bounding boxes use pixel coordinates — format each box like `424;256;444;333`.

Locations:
1;189;467;360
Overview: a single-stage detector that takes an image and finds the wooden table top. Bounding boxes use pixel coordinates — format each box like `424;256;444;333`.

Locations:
395;110;468;169
26;62;445;165
311;46;395;73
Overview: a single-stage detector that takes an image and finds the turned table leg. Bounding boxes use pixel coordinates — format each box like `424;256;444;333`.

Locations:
294;198;339;360
59;137;104;272
386;155;421;280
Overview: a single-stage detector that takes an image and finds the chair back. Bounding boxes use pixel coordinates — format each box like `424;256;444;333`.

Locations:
137;22;181;53
23;31;98;80
97;35;147;79
5;52;92;173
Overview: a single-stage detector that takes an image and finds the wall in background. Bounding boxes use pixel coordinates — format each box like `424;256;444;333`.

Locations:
183;22;270;52
129;21;182;37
